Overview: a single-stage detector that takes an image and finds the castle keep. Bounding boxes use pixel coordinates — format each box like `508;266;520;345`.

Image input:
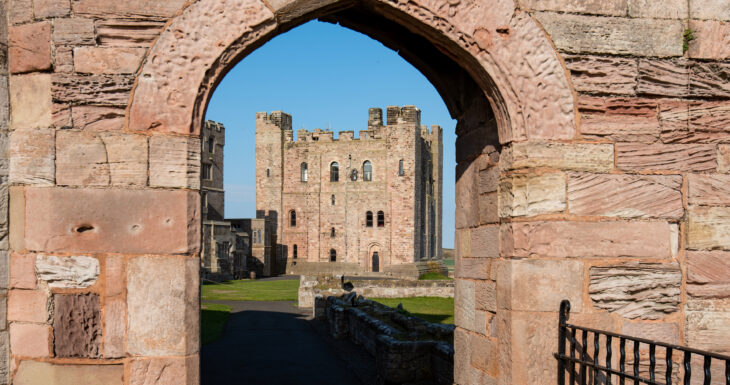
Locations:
255;106;443;276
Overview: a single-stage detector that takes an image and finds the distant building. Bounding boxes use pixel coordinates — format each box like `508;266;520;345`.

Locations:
255;106;443;277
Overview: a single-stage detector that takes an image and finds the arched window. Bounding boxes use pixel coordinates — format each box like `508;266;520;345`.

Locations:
363;161;372;181
331;227;335;238
330;249;336;262
330;162;339;182
398;159;404;176
289;210;296;227
300;162;308;182
377;211;385;227
366;211;373;227
207;136;215;153
331;194;335;206
293;244;298;259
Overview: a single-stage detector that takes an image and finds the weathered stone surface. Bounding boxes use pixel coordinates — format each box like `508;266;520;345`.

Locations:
510;311;558;384
53;293;101;357
13;361;123;385
563;55;637;95
687;251;730;299
578;95;658;117
149;135;201;189
74;47;146;74
469;226;499;258
52;73;134;106
568;173;683;219
690;62;730;98
469;333;497;376
622;322;679;344
129;356;200;385
454;279;475;332
505;259;583;312
687;206;730;250
9;73;51;129
580;114;659;144
103;298;125;358
127;257;199;356
9;127;55;185
659;101;730;143
688;20;730;60
535;13;684;57
54;46;73;73
9;0;33;24
8;22;51;73
519;0;626;16
56;130;110;186
52;17;95;45
689;0;730;21
9;323;50;357
685;307;730;354
101;132;148;186
72;0;187;17
10;253;35;289
35;255;99;288
628;0;687;19
589;262;681;319
499;173;565;217
504;221;675;259
23;187;200;254
475;280;496;313
637;59;689;97
501;142;614;172
616;143;716;172
71;105;125;131
34;0;71;18
688;174;730;206
8;289;48;322
455;257;489;280
105;255;123;297
455;160;479;229
720;145;730;173
96;20;165;47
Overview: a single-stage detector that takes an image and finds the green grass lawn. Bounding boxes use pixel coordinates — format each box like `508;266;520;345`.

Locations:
418;272;453;280
201;279;299;301
371;297;454;324
201;303;232;344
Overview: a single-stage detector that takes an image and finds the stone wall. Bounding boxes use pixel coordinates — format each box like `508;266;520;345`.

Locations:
298;275;454;308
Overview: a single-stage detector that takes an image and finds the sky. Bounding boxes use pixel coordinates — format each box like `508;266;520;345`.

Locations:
205;20;457;248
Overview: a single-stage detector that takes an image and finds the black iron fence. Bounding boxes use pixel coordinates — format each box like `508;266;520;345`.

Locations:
555;300;730;385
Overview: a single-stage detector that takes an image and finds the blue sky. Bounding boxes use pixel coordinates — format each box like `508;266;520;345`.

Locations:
205;20;457;248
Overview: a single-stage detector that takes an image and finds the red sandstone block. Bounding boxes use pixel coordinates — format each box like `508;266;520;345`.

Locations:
689;19;730;60
455;257;489;280
9;22;52;74
23;187;200;254
72;0;187;17
74;47;146;74
103;298;125;358
10;253;36;289
469;333;497;376
616;143;716;172
34;0;71;18
8;289;48;323
10;323;51;357
578;95;658;117
687;251;730;299
129;356;199;385
105;255;124;297
688;174;730;206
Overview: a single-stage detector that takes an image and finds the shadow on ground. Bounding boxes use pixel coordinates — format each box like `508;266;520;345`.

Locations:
201;300;376;385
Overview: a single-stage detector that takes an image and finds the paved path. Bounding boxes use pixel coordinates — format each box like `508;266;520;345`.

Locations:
201;301;374;385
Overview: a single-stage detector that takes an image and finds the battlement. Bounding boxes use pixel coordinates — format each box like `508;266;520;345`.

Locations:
204;120;225;132
256;110;292;130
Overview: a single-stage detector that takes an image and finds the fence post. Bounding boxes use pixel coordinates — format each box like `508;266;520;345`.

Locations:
558;300;571;385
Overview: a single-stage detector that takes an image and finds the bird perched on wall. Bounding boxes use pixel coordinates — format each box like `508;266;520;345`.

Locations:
341;275;354;292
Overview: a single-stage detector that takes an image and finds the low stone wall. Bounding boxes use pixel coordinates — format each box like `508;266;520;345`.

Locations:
298;275;454;308
288;260;448;280
322;294;454;385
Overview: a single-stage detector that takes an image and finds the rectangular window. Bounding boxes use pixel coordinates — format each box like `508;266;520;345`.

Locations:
202;163;212;180
398;159;404;176
207;137;215;153
216;242;229;259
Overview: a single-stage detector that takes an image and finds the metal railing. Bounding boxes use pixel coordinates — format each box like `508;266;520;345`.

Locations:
555;300;730;385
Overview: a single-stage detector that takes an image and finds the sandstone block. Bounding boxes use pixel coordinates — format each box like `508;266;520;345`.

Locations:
519;0;626;16
149;135;201;189
9;127;55;185
9;22;51;73
506;259;583;312
687;251;730;299
504;221;675;259
455;257;489;280
9;323;50;357
479;166;498;194
10;253;36;289
455;160;479;229
589;262;681;319
479;192;499;225
453;328;470;385
71;106;125;131
23;187;200;254
616;143;716;172
499;173;565;217
13;361;123;385
54;46;73;73
72;0;187;17
105;255;124;297
34;0;71;18
659;101;730;143
475;280;496;312
103;298;125;358
96;20;165;47
535;13;683;57
622;322;679;344
469;225;499;258
53;293;101;357
685;309;730;354
510;311;558;384
9;0;32;24
454;279;475;332
8;289;48;323
56;130;110;186
580;114;659;144
578;95;659;118
564;55;637;95
689;0;730;21
690;62;730;98
9;73;51;129
637;59;689;97
720;145;730;173
688;174;730;206
628;0;687;19
0;331;7;382
74;47;146;74
687;206;730;250
35;255;99;288
568;173;683;219
470;333;497;376
501;142;614;172
688;20;730;60
52;73;134;106
129;356;200;385
52;17;95;45
127;257;199;356
100;132;148;186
